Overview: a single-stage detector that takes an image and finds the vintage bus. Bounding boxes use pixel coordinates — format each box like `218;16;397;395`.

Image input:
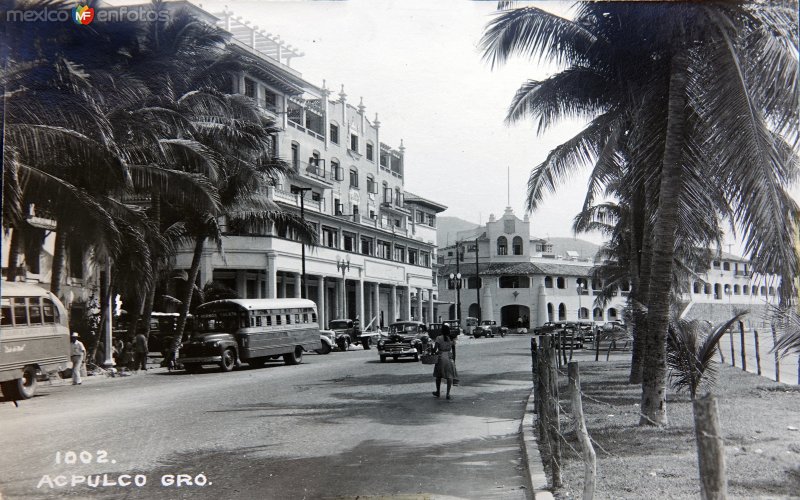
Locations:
178;298;321;372
0;282;70;400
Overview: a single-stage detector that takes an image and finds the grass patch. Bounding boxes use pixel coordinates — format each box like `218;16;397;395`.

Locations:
541;350;800;499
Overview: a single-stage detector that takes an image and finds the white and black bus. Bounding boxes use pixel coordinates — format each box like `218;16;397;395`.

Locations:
178;298;321;372
0;282;70;399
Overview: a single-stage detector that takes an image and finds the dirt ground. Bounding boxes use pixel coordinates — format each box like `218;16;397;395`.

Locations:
542;349;800;499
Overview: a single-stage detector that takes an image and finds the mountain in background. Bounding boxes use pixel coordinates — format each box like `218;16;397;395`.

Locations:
437;216;480;248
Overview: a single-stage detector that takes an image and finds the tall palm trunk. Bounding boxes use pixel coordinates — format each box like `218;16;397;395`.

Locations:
139;192;161;340
50;227;67;298
172;235;205;352
630;207;653;384
640;52;687;426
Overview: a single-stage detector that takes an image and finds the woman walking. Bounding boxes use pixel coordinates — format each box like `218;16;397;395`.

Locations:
432;324;457;399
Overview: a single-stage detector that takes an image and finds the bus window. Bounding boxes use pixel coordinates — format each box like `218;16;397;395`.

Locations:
275;315;282;325
295;314;300;324
13;298;28;326
266;315;272;326
28;298;43;325
312;313;317;323
42;298;57;323
285;314;292;325
303;313;308;323
1;299;12;326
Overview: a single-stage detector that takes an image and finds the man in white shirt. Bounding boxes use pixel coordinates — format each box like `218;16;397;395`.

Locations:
70;332;86;385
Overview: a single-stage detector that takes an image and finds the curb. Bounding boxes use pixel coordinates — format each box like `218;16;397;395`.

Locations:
521;388;554;500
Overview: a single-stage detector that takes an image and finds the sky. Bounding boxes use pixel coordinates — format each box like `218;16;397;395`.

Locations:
113;0;799;252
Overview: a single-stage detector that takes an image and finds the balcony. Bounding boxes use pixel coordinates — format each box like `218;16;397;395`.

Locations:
271;187;323;213
293;161;333;189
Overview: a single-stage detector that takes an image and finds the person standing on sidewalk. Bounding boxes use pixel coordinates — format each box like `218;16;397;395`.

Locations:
70;333;86;385
133;331;148;371
432;324;457;400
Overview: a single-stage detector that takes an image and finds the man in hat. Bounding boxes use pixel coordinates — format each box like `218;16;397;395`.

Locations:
70;333;86;385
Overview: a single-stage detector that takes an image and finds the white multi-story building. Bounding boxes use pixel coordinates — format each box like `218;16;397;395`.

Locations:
437;207;780;329
172;6;447;329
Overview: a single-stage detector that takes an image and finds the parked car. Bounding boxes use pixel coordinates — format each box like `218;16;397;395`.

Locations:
531;322;564;336
328;318;380;350
464;317;479;336
377;321;431;362
472;320;507;338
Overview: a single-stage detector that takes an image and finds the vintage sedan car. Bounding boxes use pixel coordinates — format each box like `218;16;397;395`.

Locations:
315;329;336;355
328;318;380;350
472;320;508;338
377;321;431;362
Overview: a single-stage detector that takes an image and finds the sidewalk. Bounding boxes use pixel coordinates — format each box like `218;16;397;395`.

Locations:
520;388;555;500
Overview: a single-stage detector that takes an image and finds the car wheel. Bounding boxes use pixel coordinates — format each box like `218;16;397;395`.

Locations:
284;346;304;365
361;337;371;350
1;366;37;400
219;349;235;372
184;363;202;374
380;355;386;363
315;343;332;355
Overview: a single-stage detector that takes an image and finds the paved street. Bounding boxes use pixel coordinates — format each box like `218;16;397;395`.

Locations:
0;335;534;500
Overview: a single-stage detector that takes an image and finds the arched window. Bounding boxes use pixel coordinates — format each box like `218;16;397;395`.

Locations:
547;303;554;322
556;277;565;289
592;279;602;290
593;307;604;321
714;284;721;299
512;236;524;255
576;278;588;290
704;283;712;294
558;303;566;321
733;285;740;295
761;286;766;296
768;286;775;296
497;236;508;255
724;284;731;295
366;174;376;194
607;308;618;320
693;282;702;294
382;182;391;203
743;285;749;295
468;303;480;318
544;276;553;288
579;307;589;320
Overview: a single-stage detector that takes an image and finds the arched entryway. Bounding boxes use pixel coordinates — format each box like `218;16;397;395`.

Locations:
468;303;481;320
501;304;530;329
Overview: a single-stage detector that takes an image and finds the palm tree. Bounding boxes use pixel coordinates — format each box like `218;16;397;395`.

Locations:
482;2;799;426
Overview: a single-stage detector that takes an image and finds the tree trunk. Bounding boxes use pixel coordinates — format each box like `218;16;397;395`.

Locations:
140;191;161;340
6;226;23;281
50;227;67;299
172;235;205;352
630;218;653;384
640;51;688;427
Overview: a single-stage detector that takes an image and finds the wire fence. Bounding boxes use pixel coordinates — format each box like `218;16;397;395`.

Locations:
715;320;799;385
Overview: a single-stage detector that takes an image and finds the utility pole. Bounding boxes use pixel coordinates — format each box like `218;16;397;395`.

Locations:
475;237;481;322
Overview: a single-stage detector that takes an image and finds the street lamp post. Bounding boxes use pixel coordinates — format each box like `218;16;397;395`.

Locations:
336;255;351;319
448;271;462;327
296;187;313;299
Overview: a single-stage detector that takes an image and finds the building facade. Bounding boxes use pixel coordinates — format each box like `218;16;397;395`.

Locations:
437;207;780;329
172;7;447;330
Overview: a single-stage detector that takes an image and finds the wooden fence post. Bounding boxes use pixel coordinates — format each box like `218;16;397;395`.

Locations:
753;330;761;376
739;322;747;372
771;324;781;383
693;394;728;500
568;362;596;500
538;335;562;488
595;332;601;361
729;328;735;368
